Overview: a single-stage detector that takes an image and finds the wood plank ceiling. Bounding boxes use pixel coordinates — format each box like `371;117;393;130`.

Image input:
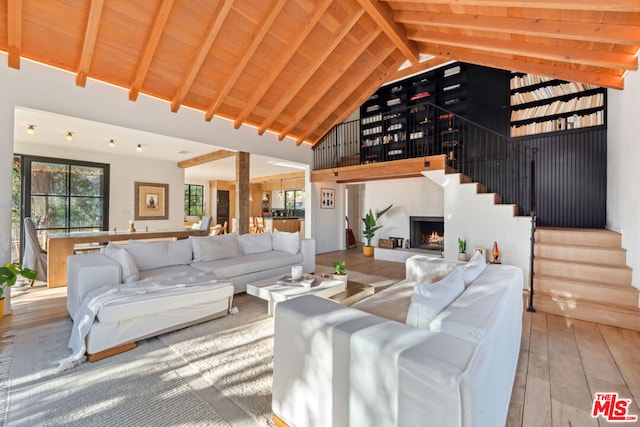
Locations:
1;0;639;147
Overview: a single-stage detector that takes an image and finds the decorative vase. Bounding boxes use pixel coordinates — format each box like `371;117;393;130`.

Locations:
0;297;5;318
332;274;348;284
457;252;468;261
363;246;374;257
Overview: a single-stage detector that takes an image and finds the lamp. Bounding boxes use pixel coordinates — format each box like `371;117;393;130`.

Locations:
278;180;283;200
136;144;143;152
26;125;36;135
66;131;74;141
108;139;115;148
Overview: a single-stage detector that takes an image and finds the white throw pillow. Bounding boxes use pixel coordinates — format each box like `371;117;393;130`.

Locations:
127;239;193;270
272;229;300;254
200;236;242;261
190;233;238;262
406;256;457;283
406;269;465;330
238;232;273;255
457;250;487;286
104;242;139;283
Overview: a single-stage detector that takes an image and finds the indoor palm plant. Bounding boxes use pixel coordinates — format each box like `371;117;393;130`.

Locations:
362;204;393;257
0;262;37;317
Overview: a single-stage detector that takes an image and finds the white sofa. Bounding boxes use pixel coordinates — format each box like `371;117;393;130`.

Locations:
272;254;523;427
65;230;314;357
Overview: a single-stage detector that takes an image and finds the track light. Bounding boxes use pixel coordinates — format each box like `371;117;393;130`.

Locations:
136;144;143;152
108;139;115;148
26;125;36;135
66;131;74;141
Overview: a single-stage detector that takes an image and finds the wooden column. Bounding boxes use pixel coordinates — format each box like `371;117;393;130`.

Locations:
236;152;250;235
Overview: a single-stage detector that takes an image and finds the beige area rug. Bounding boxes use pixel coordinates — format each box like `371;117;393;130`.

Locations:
1;297;273;427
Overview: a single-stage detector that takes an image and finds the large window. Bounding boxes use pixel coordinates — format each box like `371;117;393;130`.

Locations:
184;184;204;216
284;190;305;211
21;155;110;246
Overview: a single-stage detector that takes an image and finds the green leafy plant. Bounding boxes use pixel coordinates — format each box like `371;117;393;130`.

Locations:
332;260;347;275
362;204;393;247
457;238;467;253
0;262;37;299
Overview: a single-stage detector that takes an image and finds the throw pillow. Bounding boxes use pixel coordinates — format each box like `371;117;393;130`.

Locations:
272;229;300;254
167;238;193;265
406;269;465;330
200;236;242;262
457;250;487;286
406;256;457;283
190;233;238;262
104;242;139;283
238;231;273;255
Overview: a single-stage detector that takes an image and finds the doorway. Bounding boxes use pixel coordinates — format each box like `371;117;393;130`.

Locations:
345;184;364;246
216;190;230;228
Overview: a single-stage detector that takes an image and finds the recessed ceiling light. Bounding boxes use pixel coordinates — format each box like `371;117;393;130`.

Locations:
136;144;143;152
109;139;115;148
26;125;36;135
66;131;74;141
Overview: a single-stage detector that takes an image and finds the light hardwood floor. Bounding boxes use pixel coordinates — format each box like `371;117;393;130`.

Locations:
2;247;639;426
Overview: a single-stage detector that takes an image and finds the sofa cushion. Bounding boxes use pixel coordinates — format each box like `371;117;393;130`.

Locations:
126;239;192;271
406;269;465;330
238;232;273;255
192;250;303;278
272;229;300;254
103;242;139;283
190;233;238;262
405;255;457;283
353;279;415;323
137;265;201;281
200;235;242;261
456;250;487;286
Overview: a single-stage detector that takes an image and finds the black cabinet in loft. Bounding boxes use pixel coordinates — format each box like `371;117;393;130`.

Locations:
359;62;510;164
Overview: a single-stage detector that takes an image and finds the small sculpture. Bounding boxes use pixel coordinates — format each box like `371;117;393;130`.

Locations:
492;241;500;264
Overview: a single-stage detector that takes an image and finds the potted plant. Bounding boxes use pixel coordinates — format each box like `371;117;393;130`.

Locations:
362;204;393;257
457;238;468;261
0;262;37;318
332;259;347;283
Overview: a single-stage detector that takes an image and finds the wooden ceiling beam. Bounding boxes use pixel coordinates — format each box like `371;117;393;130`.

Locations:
170;0;234;113
76;0;105;87
277;28;384;140
355;0;419;64
419;43;624;89
302;49;404;146
382;0;640;12
177;149;236;168
129;0;174;101
311;156;446;183
7;0;22;69
395;10;640;46
204;0;286;121
250;171;304;184
232;0;333;130
409;30;638;71
387;56;453;82
257;9;366;136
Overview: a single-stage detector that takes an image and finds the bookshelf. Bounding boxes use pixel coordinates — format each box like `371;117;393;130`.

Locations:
509;73;606;137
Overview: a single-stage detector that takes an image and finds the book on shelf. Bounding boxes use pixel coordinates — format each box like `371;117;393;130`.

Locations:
410;91;430;101
443;83;461;91
387;98;402;106
444;65;461;77
276;275;318;287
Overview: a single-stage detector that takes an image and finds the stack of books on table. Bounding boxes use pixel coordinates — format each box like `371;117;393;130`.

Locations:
276;275;317;287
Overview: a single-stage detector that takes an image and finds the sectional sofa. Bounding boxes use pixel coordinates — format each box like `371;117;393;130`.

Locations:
272;253;523;427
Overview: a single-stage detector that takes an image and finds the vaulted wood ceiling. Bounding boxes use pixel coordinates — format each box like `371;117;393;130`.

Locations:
1;0;639;146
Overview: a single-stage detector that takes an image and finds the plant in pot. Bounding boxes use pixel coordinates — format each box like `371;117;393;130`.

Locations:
457;238;468;261
0;262;37;318
362;204;393;257
332;259;347;283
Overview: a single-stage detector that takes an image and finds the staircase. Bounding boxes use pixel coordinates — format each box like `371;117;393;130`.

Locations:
533;227;640;330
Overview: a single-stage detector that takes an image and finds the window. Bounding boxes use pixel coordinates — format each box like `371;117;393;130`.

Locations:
21;155;110;247
184;184;204;216
284;190;304;211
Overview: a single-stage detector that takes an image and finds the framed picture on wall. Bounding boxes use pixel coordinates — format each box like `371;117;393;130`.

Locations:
135;182;169;220
321;188;335;209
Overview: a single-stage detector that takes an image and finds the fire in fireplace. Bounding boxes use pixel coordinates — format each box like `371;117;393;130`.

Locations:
410;216;445;251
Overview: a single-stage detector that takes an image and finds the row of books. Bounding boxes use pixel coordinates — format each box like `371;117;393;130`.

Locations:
510;93;604;122
362;125;383;136
361;114;382;125
511;82;600;105
510;74;554;90
510;110;604;137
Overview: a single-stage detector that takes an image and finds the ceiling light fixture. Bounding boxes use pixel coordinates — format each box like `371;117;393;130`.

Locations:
26;125;36;135
65;131;74;141
108;139;115;148
136;144;143;152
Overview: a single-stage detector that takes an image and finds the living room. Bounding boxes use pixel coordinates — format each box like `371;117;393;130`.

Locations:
2;2;640;426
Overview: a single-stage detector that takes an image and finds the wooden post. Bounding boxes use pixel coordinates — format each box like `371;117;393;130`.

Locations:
236;152;250;235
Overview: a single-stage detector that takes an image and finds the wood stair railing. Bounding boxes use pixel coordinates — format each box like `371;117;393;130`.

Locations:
532;227;639;331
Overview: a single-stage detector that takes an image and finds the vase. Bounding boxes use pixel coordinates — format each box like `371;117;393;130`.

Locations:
457;252;468;261
0;297;5;318
363;246;374;257
332;274;348;284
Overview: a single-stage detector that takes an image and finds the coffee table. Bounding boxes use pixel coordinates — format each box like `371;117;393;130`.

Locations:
246;275;346;315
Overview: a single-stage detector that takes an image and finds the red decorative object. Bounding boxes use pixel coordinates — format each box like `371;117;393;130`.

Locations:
492;241;500;264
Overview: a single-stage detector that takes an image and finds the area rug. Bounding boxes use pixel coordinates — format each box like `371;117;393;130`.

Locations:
1;298;273;427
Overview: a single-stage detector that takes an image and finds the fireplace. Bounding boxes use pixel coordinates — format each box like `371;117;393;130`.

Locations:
410;216;445;251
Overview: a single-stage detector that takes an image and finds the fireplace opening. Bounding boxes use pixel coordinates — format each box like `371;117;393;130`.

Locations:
410;216;445;251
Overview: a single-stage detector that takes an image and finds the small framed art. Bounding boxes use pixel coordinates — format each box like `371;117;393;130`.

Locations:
321;188;335;209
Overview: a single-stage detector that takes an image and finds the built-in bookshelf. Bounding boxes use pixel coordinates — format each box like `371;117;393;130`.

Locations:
509;73;606;137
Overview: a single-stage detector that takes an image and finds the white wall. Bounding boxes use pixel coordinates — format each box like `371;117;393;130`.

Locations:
311;182;346;254
15;141;186;231
607;71;640;288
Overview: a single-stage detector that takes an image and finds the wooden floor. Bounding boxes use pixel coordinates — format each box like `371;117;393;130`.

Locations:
2;247;640;426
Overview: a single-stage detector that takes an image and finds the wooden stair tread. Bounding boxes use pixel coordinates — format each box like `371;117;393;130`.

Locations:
537;226;620;235
534;273;638;290
536;256;632;271
535;241;626;252
535;291;640;314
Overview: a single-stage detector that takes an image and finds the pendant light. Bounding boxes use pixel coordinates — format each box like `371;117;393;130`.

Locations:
278;179;283;200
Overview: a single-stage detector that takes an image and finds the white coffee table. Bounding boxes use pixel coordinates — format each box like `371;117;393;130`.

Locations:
246;275;346;315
